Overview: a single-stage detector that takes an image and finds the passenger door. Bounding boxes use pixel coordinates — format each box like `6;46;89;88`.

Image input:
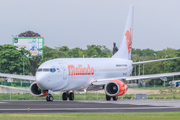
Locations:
58;63;67;80
62;66;67;80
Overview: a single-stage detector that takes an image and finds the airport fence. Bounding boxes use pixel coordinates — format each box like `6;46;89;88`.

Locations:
0;82;31;87
0;81;169;88
127;85;164;88
0;92;180;101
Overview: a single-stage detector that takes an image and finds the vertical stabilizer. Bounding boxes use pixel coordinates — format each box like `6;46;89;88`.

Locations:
112;5;134;60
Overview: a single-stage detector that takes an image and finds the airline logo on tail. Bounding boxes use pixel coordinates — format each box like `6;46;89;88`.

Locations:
125;28;132;53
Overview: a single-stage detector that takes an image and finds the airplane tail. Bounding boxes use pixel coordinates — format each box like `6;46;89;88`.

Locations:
112;5;134;60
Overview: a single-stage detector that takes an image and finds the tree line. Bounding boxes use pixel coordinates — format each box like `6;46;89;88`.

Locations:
0;44;180;85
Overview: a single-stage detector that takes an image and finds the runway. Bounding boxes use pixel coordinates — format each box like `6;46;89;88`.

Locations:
0;100;180;113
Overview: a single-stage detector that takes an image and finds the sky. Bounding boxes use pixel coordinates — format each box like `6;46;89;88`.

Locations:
0;0;180;50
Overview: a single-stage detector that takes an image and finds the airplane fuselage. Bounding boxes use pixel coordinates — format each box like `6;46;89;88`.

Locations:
35;58;133;92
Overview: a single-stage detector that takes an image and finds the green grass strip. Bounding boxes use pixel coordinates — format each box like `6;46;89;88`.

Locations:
0;113;180;120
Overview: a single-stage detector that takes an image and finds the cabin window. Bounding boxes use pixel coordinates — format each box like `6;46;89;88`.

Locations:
37;69;42;72
43;68;50;72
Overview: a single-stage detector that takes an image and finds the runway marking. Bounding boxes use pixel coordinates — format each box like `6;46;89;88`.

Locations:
0;102;7;103
0;107;179;111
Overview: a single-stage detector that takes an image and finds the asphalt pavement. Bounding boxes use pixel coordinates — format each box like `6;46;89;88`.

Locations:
0;100;180;113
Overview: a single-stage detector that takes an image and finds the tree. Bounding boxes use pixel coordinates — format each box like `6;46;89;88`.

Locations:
86;45;112;58
0;44;30;74
69;48;84;58
29;56;42;75
18;31;41;37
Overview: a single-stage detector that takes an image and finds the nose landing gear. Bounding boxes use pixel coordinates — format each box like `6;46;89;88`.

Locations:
46;90;54;102
62;91;74;101
46;95;54;102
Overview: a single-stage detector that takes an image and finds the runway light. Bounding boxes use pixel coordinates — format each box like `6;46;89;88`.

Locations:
84;89;87;93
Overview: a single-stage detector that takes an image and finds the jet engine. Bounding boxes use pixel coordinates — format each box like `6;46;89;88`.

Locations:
105;80;128;96
30;82;47;97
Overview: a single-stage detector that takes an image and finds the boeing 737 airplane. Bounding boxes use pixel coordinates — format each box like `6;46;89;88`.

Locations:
1;5;180;101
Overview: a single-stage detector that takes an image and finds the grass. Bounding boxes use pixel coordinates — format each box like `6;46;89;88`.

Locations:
0;92;180;100
0;113;180;120
131;87;180;90
0;93;98;100
0;93;137;100
0;86;180;100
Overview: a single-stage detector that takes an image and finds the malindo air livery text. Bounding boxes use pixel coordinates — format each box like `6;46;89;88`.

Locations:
68;64;94;76
1;5;180;101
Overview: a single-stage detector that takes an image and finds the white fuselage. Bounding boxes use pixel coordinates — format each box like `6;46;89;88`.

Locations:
35;58;133;92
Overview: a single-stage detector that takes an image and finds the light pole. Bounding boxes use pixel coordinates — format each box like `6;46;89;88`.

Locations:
139;60;140;76
165;55;168;59
23;55;24;75
22;52;28;87
154;53;157;87
164;55;168;87
143;64;144;75
143;58;144;75
21;54;25;87
164;55;168;72
154;53;157;57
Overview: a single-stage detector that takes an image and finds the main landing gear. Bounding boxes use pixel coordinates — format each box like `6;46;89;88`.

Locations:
106;94;118;101
46;95;54;102
62;91;74;101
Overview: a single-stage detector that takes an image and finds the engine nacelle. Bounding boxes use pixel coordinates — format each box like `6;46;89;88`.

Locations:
105;80;128;96
30;82;48;97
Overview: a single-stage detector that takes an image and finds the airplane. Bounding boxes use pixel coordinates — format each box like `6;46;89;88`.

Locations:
1;5;180;102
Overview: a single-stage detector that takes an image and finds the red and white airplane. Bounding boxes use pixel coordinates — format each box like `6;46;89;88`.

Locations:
1;5;180;101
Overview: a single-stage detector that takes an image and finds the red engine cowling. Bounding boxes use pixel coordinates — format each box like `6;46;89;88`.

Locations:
105;80;128;96
30;82;48;97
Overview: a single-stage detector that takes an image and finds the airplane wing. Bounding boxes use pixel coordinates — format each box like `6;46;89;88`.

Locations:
0;73;36;81
133;57;180;65
92;72;180;85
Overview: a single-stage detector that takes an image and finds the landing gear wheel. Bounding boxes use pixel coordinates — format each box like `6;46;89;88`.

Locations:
49;96;54;102
46;95;53;102
106;94;111;101
69;92;74;101
46;96;49;101
113;96;118;101
62;92;67;101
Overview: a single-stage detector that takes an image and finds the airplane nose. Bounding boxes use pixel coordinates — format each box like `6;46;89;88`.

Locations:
36;73;48;90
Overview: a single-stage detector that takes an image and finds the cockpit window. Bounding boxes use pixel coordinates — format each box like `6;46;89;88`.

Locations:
37;69;42;72
43;68;50;72
50;68;56;73
37;68;56;72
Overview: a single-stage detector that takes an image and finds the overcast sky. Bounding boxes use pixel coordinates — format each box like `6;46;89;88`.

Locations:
0;0;180;50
